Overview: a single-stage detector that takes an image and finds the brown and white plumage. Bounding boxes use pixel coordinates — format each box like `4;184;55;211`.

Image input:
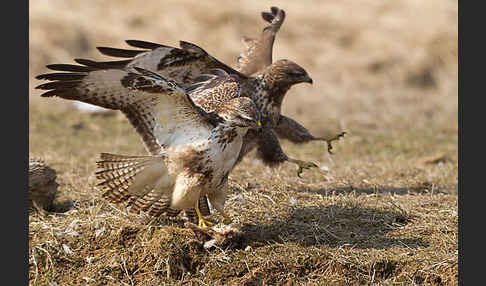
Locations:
35;6;345;222
36;67;261;226
36;37;314;167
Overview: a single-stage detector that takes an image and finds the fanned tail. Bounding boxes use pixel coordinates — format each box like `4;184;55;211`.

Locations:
126;189;177;217
95;153;168;204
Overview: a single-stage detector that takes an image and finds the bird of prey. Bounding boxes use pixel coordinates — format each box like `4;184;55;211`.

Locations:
36;67;262;227
189;7;345;221
234;6;345;167
35;6;344;222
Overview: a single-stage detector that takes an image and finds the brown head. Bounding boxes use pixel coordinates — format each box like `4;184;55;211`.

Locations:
260;59;313;88
216;97;262;130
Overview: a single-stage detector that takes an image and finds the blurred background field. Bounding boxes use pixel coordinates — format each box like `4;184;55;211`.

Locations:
29;0;458;285
29;0;457;135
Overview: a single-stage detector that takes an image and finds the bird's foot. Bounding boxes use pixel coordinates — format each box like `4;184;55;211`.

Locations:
198;217;214;228
316;131;346;154
195;203;214;228
288;158;319;178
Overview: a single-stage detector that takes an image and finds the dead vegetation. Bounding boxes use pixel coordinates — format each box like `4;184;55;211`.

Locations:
29;0;457;285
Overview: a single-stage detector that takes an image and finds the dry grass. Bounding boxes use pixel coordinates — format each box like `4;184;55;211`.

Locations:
29;0;457;285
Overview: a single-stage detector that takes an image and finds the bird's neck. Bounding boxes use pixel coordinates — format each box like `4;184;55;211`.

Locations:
210;123;247;150
243;76;289;127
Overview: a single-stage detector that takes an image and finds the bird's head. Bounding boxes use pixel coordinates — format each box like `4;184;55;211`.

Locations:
265;59;313;87
216;97;262;131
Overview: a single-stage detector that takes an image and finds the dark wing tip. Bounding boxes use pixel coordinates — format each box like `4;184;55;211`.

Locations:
262;6;285;24
35;72;86;81
44;63;93;73
74;58;131;69
97;46;145;58
125;40;164;50
261;12;274;23
35;80;81;90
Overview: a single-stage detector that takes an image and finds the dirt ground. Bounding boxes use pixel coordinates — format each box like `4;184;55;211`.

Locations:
29;0;457;285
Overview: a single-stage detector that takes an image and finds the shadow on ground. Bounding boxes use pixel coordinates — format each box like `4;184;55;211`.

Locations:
306;183;450;196
231;205;428;250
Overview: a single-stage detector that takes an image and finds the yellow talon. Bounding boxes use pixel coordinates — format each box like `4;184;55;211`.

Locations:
195;202;213;228
287;158;319;178
317;131;346;154
198;218;214;228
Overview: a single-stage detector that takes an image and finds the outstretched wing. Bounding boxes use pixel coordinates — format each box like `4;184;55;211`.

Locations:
36;66;235;154
36;65;164;155
95;40;248;86
235;6;286;75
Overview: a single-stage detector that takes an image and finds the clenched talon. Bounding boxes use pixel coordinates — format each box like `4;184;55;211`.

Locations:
195;202;214;228
288;158;319;178
198;217;214;228
318;131;346;154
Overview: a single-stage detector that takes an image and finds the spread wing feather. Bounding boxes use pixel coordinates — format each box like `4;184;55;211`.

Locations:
236;6;286;75
37;67;159;155
94;40;248;87
36;65;232;155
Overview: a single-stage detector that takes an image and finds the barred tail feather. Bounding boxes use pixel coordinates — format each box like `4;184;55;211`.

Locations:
128;188;169;214
148;199;174;217
165;208;182;217
95;153;169;204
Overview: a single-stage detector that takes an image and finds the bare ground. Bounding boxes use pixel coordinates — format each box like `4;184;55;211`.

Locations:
29;0;458;285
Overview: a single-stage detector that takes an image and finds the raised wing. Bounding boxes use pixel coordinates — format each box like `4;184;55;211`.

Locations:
95;40;248;86
235;6;286;75
36;66;238;155
36;65;164;155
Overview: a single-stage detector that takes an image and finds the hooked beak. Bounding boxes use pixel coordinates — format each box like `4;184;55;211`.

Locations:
305;76;313;84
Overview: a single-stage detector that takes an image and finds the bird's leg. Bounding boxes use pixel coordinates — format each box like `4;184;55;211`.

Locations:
287;158;319;178
314;132;347;154
195;202;213;228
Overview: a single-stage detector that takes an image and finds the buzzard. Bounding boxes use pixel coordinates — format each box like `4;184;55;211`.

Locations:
35;6;345;222
37;67;261;227
234;6;345;166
